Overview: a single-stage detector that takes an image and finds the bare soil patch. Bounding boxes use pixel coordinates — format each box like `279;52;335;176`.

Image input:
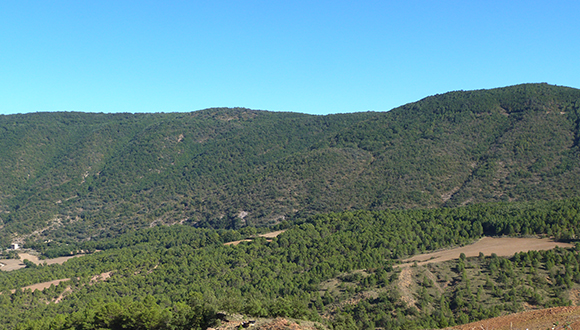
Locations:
0;259;25;271
17;253;40;263
54;286;72;303
439;306;580;330
258;230;286;238
10;278;71;293
0;252;84;271
398;266;417;308
5;271;112;299
401;237;573;267
41;255;84;266
224;239;253;246
91;271;112;283
570;289;580;307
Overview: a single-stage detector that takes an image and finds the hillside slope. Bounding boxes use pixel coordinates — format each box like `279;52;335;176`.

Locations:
4;199;580;329
0;83;579;246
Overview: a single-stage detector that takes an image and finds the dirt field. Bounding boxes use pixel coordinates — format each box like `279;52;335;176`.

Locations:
439;306;580;330
0;252;84;271
5;271;113;296
0;259;25;271
401;237;573;267
10;278;71;293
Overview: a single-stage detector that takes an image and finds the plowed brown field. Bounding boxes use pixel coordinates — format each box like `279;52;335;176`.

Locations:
402;237;573;267
0;252;83;271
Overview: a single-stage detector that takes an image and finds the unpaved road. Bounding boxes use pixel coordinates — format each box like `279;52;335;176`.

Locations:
402;237;573;267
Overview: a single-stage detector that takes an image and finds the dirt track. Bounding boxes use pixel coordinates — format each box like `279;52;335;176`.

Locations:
402;237;573;267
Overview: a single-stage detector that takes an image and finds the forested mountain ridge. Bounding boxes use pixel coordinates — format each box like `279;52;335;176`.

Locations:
1;83;579;247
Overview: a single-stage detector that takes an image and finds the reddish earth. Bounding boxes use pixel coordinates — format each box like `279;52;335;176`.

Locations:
255;318;318;330
396;238;578;329
439;306;580;330
210;308;580;330
209;308;580;329
401;237;573;267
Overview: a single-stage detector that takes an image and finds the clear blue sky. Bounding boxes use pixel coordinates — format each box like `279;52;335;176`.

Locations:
1;1;579;115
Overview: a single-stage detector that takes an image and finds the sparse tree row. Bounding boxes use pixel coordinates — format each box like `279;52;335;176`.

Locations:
0;197;579;329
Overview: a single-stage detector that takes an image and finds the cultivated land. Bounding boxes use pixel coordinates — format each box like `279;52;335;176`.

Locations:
0;252;85;271
401;237;573;266
9;279;71;294
5;271;112;295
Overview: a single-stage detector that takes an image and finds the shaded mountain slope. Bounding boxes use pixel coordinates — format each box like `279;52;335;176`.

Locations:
0;83;579;246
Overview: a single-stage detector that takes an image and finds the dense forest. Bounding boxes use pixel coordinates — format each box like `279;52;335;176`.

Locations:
0;83;579;249
1;198;580;329
1;83;580;329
